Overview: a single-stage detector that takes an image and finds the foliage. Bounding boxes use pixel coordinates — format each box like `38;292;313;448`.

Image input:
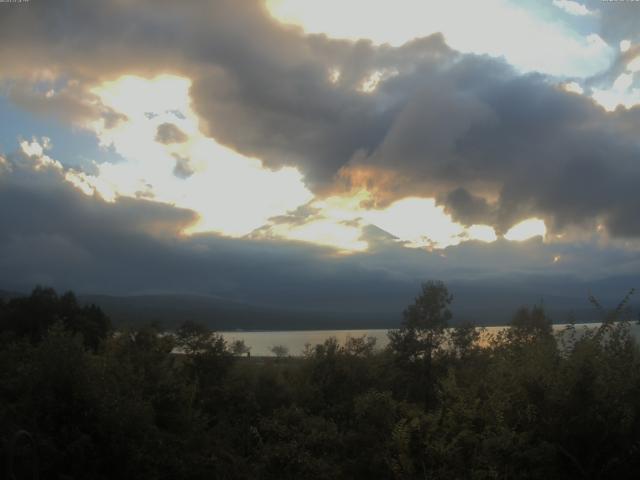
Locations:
230;339;251;357
2;284;640;479
0;286;110;350
387;280;453;407
270;344;290;359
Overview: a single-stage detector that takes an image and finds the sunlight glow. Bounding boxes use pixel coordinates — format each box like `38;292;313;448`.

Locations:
67;74;505;254
61;75;536;253
504;218;547;241
72;75;313;237
19;138;63;171
328;68;341;84
466;225;498;243
364;197;465;249
91;75;191;118
255;189;500;253
268;219;368;254
359;69;398;93
313;190;371;222
562;81;584;95
361;197;497;249
592;73;640;111
267;0;612;77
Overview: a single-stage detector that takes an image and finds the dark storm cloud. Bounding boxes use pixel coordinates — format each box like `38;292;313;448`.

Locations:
190;33;455;186
0;148;420;311
440;188;495;227
0;145;638;317
0;0;454;184
1;149;197;240
352;60;640;235
2;0;640;239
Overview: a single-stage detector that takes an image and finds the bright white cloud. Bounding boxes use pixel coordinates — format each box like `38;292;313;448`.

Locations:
328;68;341;84
592;73;640;111
19;137;64;171
363;197;466;249
562;81;584;94
267;0;613;77
552;0;595;16
359;69;398;93
57;75;505;253
363;198;502;249
504;218;547;241
267;219;368;253
590;40;640;110
41;72;591;254
71;75;313;237
620;39;631;53
20;137;51;158
10;75;595;255
466;225;498;243
255;190;503;253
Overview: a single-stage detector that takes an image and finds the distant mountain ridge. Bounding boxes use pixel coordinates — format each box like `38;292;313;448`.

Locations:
3;286;637;330
0;290;24;301
77;293;398;331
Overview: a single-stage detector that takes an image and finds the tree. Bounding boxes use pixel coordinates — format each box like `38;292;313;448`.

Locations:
270;344;289;359
0;287;110;350
389;280;452;361
174;320;234;412
231;339;251;357
449;321;482;359
175;319;212;354
388;280;453;406
343;335;377;357
508;305;552;343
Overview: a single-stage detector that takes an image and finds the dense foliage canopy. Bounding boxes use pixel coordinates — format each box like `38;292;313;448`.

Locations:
1;283;640;479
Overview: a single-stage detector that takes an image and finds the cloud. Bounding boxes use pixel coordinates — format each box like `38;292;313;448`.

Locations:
598;0;640;46
552;0;595;16
1;137;638;320
440;188;495;227
172;154;195;179
268;0;612;76
0;141;412;309
5;81;127;129
0;140;636;310
155;123;188;144
190;35;453;188
346;58;640;238
1;0;640;248
67;74;314;238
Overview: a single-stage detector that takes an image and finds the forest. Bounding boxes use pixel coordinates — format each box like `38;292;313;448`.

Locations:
2;282;640;479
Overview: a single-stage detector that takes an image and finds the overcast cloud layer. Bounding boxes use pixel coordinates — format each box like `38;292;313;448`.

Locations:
1;0;639;314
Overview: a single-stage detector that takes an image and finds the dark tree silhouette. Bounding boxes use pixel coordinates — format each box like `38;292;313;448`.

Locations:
388;280;453;406
0;286;110;350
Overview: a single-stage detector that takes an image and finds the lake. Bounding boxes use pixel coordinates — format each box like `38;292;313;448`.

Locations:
219;322;640;356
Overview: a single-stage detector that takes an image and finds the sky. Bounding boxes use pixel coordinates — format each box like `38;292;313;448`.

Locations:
1;0;640;320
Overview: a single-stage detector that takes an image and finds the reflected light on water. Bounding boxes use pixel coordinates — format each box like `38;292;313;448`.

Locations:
218;322;640;356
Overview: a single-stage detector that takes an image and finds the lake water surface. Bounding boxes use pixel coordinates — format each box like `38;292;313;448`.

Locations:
220;323;640;356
